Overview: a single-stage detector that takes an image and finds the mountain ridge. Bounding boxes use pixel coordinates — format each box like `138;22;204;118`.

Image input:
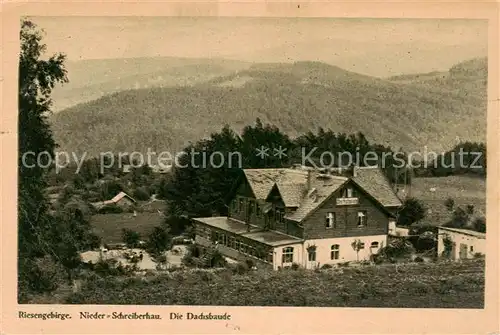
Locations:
50;57;487;157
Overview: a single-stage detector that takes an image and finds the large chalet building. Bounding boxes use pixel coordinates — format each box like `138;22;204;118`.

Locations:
193;165;402;269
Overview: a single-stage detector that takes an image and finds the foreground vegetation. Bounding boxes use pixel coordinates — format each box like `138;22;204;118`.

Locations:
63;259;484;308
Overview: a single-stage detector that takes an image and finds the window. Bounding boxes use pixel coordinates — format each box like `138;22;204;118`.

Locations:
238;198;244;212
275;209;285;223
331;244;340;260
248;200;254;216
308;249;316;262
470;246;474;252
235;240;240;251
357;211;367;226
282;247;294;263
370;241;379;249
256;204;261;217
267;251;274;263
359;242;365;249
325;212;336;228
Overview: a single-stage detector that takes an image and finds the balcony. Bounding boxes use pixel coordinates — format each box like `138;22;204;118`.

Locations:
336;197;359;206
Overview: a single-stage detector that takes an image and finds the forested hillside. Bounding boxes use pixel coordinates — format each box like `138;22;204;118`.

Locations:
51;58;487;156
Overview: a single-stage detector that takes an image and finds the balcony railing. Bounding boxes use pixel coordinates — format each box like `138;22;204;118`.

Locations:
336;197;359;206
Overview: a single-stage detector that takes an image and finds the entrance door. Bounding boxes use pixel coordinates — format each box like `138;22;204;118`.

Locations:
450;243;457;260
459;243;468;259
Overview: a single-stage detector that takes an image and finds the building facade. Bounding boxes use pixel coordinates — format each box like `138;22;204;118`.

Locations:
193;166;402;269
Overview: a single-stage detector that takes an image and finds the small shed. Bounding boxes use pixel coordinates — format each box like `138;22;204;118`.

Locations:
437;226;486;260
91;191;136;211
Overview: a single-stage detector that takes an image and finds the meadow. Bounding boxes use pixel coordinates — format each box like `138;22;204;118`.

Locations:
409;175;486;225
65;259;484;308
91;212;164;245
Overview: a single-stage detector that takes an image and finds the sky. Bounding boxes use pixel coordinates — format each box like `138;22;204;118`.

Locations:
32;17;488;78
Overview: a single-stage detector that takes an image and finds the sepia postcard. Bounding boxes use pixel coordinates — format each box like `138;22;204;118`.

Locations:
1;1;499;334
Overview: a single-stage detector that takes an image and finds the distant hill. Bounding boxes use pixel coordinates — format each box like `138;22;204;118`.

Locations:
51;57;252;111
50;58;487;156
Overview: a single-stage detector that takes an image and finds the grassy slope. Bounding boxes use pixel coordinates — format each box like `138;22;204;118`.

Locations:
91;212;164;244
51;58;486;156
65;259;484;308
410;176;486;225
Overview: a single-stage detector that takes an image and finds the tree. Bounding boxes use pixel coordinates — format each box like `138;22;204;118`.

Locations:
446;207;469;229
397;197;426;226
18;19;69;295
122;229;141;248
444;198;455;212
146;226;171;256
472;217;486;233
133;186;151;201
99;180;124;200
351;239;364;261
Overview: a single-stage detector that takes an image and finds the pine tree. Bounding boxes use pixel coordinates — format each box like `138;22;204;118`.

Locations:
18;19;74;297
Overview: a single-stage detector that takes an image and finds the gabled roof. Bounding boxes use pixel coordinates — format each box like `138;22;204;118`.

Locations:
92;192;136;208
243;168;308;200
107;191;136;204
275;183;306;207
352;166;402;207
242;166;402;223
285;175;349;222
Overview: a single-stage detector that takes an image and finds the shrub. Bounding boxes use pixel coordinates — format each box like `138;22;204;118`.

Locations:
291;263;300;270
370;254;384;264
245;259;255;269
18;256;67;296
473;252;484;259
321;264;333;269
232;262;249;275
133;187;150;201
472;217;486;233
379;238;415;259
97;204;124;214
93;258;136;277
99;180;125;201
441;235;454;258
414;256;424;263
206;249;227;268
122;228;141;248
444;198;455;211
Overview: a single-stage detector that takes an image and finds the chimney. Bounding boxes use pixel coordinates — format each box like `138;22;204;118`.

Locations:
346;164;357;178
